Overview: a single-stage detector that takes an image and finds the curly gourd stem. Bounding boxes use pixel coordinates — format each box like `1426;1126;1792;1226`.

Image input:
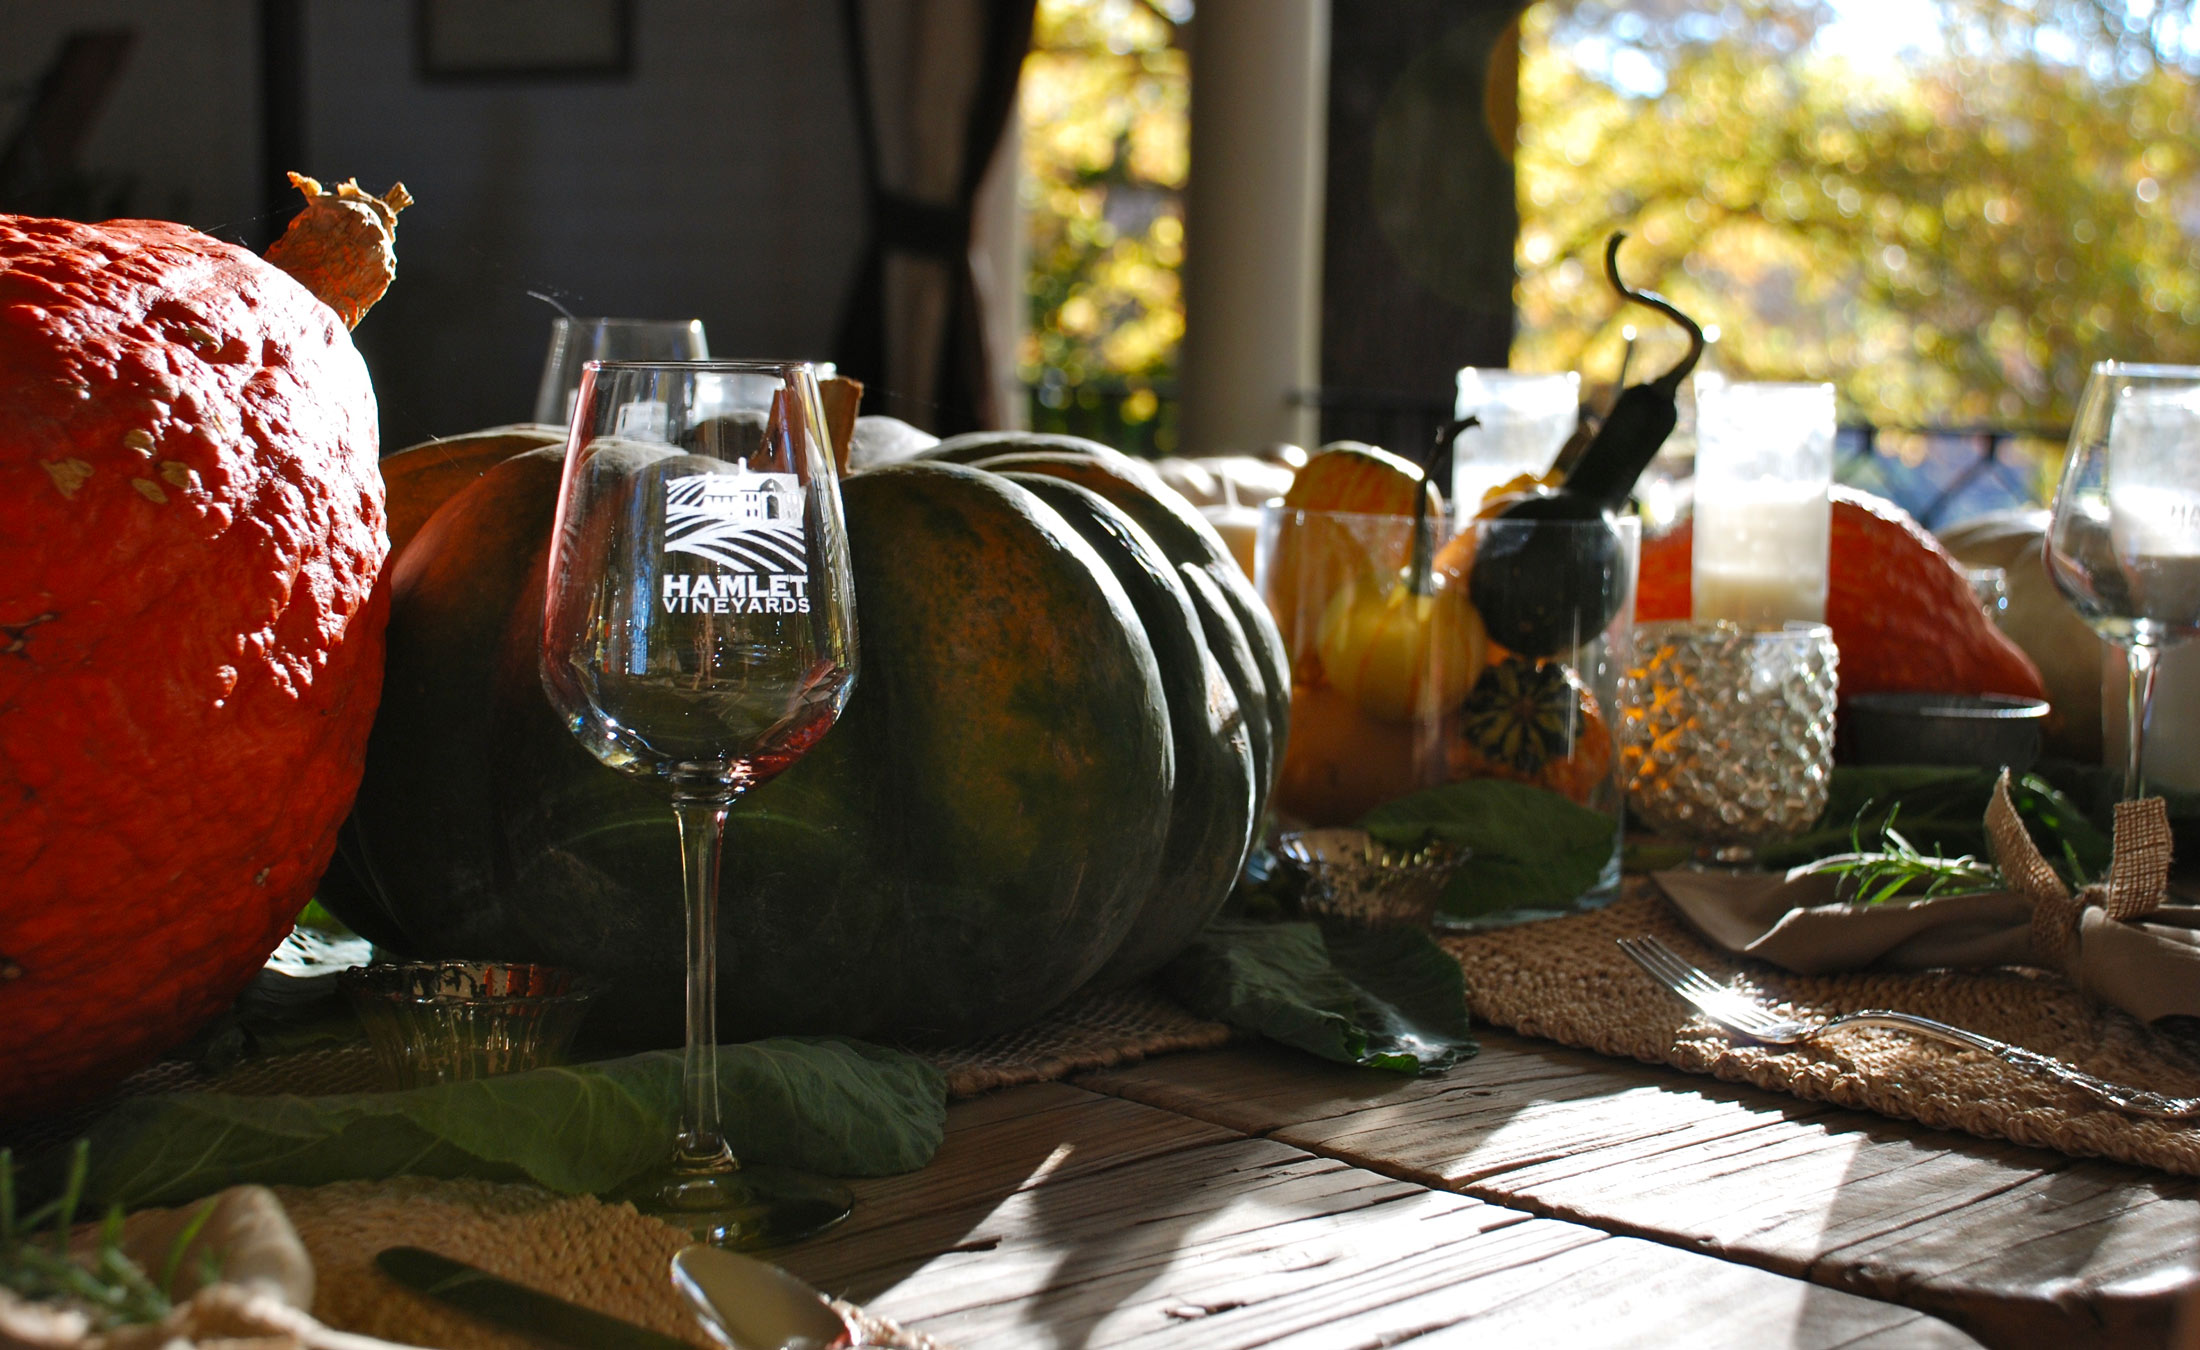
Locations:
1604;232;1703;397
1409;414;1475;596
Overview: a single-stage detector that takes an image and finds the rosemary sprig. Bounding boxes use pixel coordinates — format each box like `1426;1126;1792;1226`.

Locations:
1790;803;2005;906
0;1141;214;1328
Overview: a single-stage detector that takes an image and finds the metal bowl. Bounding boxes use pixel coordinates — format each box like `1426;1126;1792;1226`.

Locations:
1842;692;2052;773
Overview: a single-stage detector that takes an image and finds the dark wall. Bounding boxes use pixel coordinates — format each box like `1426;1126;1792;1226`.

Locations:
2;2;868;452
308;1;866;449
1321;0;1524;457
0;1;260;230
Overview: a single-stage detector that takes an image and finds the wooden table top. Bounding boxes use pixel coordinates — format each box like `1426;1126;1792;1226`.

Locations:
776;1030;2200;1350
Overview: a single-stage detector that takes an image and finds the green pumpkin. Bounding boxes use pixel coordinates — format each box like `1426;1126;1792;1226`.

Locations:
324;441;1262;1045
1001;473;1257;985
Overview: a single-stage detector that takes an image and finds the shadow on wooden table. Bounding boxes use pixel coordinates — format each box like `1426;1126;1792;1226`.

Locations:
767;1075;1518;1349
1812;1138;2200;1350
1071;1036;2200;1350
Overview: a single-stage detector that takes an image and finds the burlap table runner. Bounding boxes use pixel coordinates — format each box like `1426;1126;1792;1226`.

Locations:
1442;877;2200;1175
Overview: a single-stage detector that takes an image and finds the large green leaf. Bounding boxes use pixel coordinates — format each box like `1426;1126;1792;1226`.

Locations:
1359;779;1615;918
28;1038;944;1211
1163;919;1475;1074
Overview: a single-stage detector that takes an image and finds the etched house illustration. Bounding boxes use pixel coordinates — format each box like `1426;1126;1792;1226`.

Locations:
696;472;803;522
665;469;808;574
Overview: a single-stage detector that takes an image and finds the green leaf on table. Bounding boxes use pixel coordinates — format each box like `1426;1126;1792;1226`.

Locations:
1162;918;1475;1074
1360;779;1614;919
26;1038;944;1212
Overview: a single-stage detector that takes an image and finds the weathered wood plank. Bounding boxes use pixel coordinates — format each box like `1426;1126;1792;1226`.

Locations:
775;1079;1979;1348
1074;1035;2200;1349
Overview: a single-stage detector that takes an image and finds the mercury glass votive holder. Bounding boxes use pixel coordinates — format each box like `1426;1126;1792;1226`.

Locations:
1620;620;1839;867
339;962;597;1089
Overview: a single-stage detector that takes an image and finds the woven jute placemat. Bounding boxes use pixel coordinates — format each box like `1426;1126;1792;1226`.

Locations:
1443;878;2200;1175
930;984;1235;1096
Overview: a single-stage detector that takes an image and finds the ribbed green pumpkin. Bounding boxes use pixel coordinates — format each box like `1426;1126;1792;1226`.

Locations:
324;454;1185;1043
1000;473;1257;985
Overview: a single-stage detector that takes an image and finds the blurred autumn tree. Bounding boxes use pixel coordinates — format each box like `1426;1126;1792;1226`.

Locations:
1516;0;2200;433
1019;0;1190;451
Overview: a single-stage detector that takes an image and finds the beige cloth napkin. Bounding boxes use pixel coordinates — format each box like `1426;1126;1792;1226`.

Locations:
1;1186;412;1350
1655;773;2200;1025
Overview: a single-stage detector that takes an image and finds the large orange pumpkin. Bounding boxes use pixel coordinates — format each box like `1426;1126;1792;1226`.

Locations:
0;179;406;1118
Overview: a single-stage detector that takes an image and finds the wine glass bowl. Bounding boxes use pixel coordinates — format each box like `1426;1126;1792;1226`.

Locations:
532;316;709;425
2045;362;2200;799
540;360;858;1247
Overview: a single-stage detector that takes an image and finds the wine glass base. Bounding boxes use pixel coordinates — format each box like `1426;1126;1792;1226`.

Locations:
622;1161;853;1250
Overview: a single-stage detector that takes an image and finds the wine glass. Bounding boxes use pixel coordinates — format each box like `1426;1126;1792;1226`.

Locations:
2046;362;2200;800
540;360;859;1247
532;317;709;424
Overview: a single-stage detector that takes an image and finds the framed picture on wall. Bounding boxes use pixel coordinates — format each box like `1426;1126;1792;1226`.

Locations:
417;0;633;80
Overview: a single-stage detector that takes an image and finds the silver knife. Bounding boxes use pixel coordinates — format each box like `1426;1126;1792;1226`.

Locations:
376;1245;697;1350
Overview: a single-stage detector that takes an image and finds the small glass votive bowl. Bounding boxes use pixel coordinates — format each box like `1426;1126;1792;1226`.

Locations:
339;962;598;1089
1620;620;1839;867
1275;829;1470;929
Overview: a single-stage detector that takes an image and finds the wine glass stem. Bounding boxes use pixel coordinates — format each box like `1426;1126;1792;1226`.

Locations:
672;790;736;1171
2125;642;2162;801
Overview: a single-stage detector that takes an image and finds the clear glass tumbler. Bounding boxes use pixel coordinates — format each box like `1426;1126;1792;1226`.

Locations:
1258;504;1636;904
1451;369;1581;511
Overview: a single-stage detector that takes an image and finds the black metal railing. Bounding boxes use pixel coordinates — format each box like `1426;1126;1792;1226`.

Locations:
1026;381;2067;530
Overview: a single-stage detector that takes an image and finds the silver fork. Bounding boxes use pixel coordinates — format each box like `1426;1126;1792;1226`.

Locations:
1616;934;2200;1121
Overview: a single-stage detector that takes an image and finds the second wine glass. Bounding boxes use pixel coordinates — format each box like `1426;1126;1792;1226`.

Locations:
540;359;858;1247
2046;361;2200;800
533;317;709;425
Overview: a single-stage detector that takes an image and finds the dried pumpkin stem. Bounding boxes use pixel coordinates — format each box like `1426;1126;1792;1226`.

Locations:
262;172;413;329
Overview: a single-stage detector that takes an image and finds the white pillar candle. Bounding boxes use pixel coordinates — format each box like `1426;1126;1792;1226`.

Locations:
1692;380;1835;626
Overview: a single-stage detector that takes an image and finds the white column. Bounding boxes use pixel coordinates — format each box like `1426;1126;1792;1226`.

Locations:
1178;0;1330;455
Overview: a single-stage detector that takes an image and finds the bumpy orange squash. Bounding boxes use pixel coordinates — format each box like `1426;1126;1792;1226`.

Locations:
0;179;406;1117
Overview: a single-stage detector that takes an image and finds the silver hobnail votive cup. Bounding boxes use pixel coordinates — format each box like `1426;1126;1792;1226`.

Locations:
339;961;598;1089
1619;620;1839;867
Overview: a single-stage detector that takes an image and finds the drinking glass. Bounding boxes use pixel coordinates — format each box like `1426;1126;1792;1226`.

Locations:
533;317;709;424
540;360;859;1247
1257;504;1635;915
2046;361;2200;800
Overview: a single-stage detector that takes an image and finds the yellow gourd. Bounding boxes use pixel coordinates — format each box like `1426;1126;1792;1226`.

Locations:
1315;569;1487;723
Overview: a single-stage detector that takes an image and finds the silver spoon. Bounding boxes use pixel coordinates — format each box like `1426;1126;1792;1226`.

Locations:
670;1244;858;1350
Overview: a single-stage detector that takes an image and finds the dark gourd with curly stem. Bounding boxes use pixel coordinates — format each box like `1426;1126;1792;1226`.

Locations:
1469;231;1704;659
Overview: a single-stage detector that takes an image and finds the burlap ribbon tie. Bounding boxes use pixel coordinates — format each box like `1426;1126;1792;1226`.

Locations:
1985;769;2174;962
